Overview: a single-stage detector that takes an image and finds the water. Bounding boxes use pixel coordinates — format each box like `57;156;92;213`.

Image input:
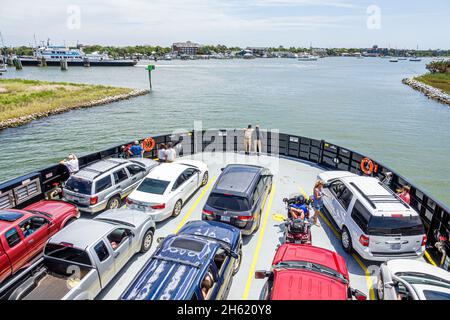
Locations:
1;58;449;207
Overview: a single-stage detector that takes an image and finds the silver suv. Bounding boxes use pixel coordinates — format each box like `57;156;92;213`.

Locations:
63;158;158;214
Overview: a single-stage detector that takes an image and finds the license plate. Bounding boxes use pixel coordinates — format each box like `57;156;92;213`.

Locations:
390;243;401;250
221;216;231;222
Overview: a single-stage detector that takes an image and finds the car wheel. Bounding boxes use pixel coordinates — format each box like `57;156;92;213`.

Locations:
140;229;154;253
201;171;209;186
107;196;121;210
377;278;385;300
341;227;353;253
233;244;243;275
172;199;182;217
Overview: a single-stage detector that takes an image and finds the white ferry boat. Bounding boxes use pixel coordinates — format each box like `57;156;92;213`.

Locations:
19;45;137;66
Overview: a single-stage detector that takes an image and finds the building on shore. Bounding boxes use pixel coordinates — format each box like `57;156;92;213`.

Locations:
172;41;202;56
363;45;389;57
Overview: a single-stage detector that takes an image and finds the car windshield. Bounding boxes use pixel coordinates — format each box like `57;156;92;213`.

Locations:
367;215;424;236
275;261;348;284
136;178;170;195
44;243;92;266
206;193;250;211
65;177;92;195
398;272;450;290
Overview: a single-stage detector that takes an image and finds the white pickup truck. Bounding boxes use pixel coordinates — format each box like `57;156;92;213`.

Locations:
0;209;155;300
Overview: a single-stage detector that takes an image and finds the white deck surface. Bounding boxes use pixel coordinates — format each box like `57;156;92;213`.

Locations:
97;152;377;300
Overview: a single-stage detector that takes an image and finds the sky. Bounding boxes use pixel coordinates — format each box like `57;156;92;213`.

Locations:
1;0;449;49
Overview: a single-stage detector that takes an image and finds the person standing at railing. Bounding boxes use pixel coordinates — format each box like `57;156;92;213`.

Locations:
128;141;144;158
158;143;167;163
59;154;79;175
398;185;411;205
253;125;263;156
166;143;176;163
244;125;253;155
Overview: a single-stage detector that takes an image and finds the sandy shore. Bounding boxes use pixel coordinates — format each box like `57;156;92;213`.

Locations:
0;88;149;130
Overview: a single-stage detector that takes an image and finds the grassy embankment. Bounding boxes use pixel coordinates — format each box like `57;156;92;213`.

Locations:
415;73;450;94
0;78;134;123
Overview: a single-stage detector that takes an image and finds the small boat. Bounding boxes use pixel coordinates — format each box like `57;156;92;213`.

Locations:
409;57;422;62
398;57;407;60
298;54;319;61
389;58;399;62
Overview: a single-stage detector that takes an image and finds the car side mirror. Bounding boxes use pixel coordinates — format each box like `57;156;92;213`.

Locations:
220;167;225;171
255;270;270;279
323;183;330;188
351;288;367;301
384;281;395;289
157;237;165;244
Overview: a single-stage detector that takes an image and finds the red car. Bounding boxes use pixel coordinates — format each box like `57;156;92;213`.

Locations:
255;244;367;300
0;200;79;284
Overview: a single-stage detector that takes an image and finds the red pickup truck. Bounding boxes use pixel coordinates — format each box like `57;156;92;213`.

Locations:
0;200;79;284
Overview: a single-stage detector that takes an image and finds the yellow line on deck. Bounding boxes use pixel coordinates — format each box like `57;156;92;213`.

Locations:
242;183;276;300
298;186;375;300
174;176;216;234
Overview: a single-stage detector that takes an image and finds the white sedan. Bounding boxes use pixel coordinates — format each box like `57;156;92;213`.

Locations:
377;259;450;300
126;160;209;221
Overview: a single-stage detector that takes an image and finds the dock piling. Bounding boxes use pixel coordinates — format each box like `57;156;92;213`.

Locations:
83;57;90;67
39;57;47;67
60;58;68;71
13;58;23;70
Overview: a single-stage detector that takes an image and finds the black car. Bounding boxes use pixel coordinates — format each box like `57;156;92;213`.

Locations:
202;164;273;235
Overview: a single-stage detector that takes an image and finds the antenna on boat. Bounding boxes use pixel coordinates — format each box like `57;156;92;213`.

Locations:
33;34;37;48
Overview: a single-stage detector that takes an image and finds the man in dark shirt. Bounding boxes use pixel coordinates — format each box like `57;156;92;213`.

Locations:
254;125;262;156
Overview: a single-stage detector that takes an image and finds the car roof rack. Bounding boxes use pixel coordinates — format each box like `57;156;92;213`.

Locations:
349;182;376;209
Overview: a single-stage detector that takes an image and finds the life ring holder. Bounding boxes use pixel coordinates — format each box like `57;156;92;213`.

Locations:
142;137;156;152
360;157;377;175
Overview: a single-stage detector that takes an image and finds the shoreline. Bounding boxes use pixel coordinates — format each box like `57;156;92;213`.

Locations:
402;77;450;106
0;88;149;131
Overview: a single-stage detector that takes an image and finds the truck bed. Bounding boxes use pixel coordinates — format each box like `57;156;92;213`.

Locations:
22;273;71;300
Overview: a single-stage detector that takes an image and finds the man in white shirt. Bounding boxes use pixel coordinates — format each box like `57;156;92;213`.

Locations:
166;143;176;162
60;154;79;175
244;125;254;155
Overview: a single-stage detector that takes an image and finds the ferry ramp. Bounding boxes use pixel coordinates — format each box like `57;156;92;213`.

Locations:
98;151;380;300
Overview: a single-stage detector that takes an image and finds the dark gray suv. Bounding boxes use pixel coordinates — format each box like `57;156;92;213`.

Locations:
202;164;273;235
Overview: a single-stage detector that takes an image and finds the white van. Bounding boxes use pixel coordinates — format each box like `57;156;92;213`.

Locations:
318;171;426;262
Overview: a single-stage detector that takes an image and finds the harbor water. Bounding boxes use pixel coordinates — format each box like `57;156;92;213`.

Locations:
0;57;449;207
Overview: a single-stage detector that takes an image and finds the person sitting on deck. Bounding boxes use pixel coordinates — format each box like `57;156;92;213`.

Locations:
128;141;144;158
288;196;310;224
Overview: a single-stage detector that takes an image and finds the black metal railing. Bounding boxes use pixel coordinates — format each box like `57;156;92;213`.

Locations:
0;129;448;269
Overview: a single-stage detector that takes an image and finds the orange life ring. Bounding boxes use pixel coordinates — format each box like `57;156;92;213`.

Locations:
142;137;155;152
360;158;375;175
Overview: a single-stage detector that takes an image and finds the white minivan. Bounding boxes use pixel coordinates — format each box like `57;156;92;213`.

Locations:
318;171;426;262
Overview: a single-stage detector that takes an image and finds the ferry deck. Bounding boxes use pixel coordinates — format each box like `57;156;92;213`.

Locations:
98;151;379;300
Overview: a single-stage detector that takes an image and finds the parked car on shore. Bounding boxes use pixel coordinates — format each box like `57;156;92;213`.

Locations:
202;164;272;235
126;160;208;221
120;220;242;300
318;171;426;261
377;259;450;300
0;200;79;284
255;244;366;300
0;209;155;300
63;158;158;214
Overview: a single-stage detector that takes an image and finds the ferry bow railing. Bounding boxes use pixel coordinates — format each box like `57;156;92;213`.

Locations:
0;129;448;269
